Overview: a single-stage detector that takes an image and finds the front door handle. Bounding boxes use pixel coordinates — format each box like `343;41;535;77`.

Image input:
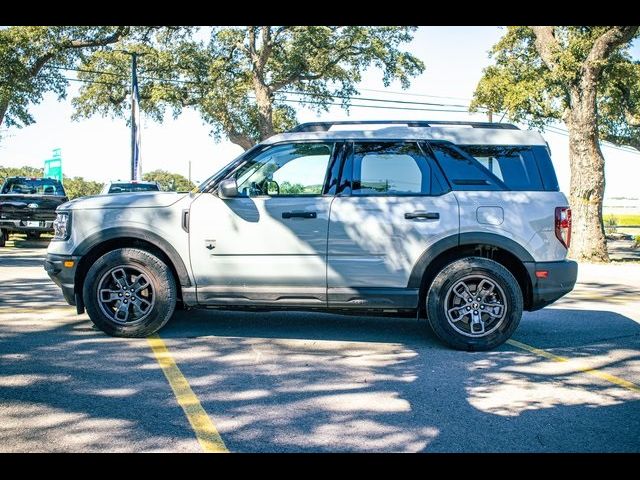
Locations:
405;211;440;220
282;211;317;219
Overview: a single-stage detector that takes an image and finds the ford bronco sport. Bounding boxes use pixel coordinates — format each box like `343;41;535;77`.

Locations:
45;120;578;350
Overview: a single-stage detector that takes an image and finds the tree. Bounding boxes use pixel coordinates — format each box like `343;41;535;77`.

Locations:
471;26;640;262
0;165;44;184
0;26;132;129
143;169;195;191
62;176;103;199
72;26;424;149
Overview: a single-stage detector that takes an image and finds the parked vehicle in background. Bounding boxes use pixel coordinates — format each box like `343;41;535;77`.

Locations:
100;180;161;194
0;177;68;247
45;120;577;351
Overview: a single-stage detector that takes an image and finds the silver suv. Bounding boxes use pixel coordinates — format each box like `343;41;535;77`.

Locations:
45;120;577;351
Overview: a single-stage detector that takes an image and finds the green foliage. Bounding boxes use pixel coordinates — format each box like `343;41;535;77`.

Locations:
605;215;618;234
0;26;190;131
634;235;640;248
279;181;305;194
72;26;424;148
143;169;195;191
470;26;640;142
0;165;44;183
0;165;104;199
62;176;103;199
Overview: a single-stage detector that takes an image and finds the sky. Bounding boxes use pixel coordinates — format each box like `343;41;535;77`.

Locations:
1;26;639;202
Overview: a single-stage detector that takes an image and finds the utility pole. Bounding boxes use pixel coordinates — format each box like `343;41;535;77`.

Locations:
117;50;146;180
188;160;192;184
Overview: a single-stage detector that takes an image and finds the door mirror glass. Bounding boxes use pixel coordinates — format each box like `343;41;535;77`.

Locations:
218;178;238;198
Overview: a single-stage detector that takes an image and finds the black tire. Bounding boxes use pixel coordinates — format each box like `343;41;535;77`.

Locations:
0;229;6;247
426;256;522;351
27;232;41;240
83;248;177;337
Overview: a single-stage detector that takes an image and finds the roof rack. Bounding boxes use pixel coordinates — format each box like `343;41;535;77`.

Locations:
288;120;519;132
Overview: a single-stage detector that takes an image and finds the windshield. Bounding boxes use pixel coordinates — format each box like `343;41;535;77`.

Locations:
1;178;66;196
108;183;160;193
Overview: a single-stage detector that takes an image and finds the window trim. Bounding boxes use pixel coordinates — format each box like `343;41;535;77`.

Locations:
338;140;451;198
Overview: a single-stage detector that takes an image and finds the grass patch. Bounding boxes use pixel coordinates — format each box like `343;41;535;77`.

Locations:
603;214;640;226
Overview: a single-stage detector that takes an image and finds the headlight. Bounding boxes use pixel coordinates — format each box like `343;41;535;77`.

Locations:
53;211;71;241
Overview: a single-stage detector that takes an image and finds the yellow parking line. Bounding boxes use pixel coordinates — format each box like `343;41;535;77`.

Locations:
507;339;640;394
147;334;229;453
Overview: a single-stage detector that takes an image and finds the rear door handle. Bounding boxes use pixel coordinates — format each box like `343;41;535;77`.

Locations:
282;211;317;219
405;211;440;220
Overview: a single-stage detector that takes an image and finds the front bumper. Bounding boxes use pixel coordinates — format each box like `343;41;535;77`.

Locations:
44;253;81;309
1;219;54;232
524;260;578;311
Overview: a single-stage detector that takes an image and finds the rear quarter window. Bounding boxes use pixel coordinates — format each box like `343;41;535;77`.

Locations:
427;141;504;191
458;145;545;191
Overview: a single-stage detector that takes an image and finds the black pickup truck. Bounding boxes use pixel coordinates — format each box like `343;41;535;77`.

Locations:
0;177;68;247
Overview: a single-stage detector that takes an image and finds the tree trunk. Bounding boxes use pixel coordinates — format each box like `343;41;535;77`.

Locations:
253;80;274;140
566;93;610;262
228;131;255;151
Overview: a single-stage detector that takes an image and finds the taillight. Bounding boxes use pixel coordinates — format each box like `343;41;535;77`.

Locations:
555;207;571;249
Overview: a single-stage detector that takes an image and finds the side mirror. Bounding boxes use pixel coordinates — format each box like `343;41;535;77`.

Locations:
218;178;238;198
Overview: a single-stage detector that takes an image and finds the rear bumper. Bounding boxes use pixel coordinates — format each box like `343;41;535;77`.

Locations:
44;253;81;308
524;260;578;311
1;219;54;232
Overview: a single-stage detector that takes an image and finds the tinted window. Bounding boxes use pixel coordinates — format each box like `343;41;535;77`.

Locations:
532;146;560;191
108;183;160;193
458;145;544;191
1;178;66;196
234;143;333;197
428;142;503;191
351;142;444;195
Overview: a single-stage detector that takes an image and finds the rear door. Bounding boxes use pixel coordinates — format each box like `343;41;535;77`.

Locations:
327;141;459;309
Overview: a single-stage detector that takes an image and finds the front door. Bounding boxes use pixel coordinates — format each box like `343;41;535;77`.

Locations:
327;141;459;308
189;142;338;306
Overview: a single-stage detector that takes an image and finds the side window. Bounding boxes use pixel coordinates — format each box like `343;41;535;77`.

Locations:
428;142;503;191
351;142;444;196
234;143;333;197
458;145;544;191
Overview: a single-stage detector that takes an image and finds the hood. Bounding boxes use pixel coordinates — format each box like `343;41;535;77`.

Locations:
60;191;190;211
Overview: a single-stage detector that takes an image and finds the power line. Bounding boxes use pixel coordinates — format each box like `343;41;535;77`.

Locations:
275;97;472;114
359;87;472;102
279;90;470;108
42;68;640;156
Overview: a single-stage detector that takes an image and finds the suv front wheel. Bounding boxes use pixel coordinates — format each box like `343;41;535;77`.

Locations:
426;257;523;351
83;248;177;337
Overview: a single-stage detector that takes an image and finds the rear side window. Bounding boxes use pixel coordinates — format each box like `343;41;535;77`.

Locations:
458;145;544;191
349;142;447;196
427;142;503;191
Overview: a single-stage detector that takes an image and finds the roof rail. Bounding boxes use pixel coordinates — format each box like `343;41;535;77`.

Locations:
288;120;519;132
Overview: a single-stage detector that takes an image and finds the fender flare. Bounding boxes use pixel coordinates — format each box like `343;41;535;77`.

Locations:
407;232;534;288
74;227;192;287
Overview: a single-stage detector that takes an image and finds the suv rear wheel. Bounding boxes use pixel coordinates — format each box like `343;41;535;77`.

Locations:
426;257;522;351
83;248;177;337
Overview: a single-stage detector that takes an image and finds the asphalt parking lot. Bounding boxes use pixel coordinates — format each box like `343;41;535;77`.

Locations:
1;239;639;452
